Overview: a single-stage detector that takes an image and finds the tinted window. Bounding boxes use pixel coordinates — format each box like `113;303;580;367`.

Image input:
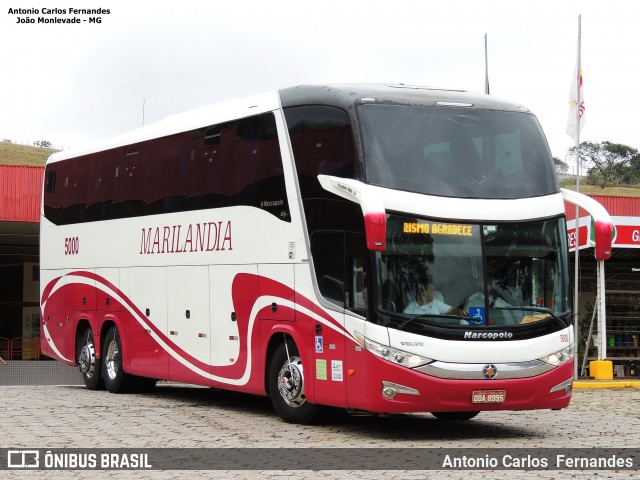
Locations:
284;106;368;315
84;150;113;222
306;200;369;315
359;105;559;199
310;230;368;316
45;156;88;224
43;112;290;224
284;106;357;200
111;146;147;219
311;231;345;308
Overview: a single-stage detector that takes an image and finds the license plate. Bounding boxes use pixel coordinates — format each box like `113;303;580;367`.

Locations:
472;389;506;403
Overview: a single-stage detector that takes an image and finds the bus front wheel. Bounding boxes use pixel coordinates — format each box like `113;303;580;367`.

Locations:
268;341;320;424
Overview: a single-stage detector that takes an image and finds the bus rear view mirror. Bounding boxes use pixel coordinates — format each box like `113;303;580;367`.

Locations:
318;175;386;251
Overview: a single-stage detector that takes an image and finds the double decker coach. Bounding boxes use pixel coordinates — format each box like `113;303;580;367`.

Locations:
40;84;603;423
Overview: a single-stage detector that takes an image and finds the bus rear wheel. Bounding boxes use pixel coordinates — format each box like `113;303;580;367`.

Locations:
78;327;104;390
268;340;320;424
431;411;480;421
102;325;133;393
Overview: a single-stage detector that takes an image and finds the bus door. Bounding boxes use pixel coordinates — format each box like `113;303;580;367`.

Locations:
309;231;368;407
167;266;210;383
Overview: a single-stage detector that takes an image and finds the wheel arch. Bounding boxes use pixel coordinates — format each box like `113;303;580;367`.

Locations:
263;327;316;403
74;318;93;365
74;315;106;364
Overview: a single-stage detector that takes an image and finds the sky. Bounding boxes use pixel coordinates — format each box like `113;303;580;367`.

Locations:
1;0;639;168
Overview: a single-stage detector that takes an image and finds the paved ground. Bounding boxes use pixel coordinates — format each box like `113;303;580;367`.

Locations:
0;378;638;480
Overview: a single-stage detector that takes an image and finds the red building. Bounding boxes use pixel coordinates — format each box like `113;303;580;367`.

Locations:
0;165;44;360
566;194;640;378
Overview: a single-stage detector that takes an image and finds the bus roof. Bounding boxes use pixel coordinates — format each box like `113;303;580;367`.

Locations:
47;83;530;165
279;83;531;113
46;89;281;164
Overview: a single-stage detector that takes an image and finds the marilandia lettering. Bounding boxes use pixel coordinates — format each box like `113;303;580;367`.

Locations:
140;221;232;254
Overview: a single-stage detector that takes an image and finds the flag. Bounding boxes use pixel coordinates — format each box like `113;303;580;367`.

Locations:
566;43;585;144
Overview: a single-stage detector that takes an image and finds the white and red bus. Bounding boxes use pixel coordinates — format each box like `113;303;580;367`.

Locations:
41;84;593;423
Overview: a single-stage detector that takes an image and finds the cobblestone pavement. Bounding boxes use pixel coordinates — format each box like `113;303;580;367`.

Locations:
0;383;638;479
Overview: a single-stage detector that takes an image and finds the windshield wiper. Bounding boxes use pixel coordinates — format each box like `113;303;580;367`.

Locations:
398;313;470;330
398;307;570;331
494;306;570;328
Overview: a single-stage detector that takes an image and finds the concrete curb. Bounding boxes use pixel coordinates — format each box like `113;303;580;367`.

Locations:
574;380;640;389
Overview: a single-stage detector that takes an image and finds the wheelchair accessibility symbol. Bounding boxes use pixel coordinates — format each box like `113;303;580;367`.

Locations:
468;307;486;325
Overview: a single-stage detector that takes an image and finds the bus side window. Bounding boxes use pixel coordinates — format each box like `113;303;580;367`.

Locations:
186;113;290;221
284;105;357;200
234;113;290;221
45;170;56;194
310;231;345;308
145;133;187;215
309;230;369;316
347;232;368;316
111;145;147;219
43;168;62;224
85;150;113;222
60;156;88;224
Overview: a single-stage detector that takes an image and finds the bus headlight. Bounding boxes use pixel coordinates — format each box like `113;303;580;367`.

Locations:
355;332;432;368
540;345;574;366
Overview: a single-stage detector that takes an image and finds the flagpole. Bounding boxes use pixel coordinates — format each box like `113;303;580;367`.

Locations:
484;34;490;95
573;14;581;380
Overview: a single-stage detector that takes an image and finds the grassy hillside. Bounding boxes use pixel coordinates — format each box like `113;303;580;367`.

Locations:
0;141;55;166
559;179;640;197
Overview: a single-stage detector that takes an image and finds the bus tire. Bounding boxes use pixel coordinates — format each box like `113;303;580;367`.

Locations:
268;340;320;424
102;325;132;393
431;411;480;421
78;326;104;390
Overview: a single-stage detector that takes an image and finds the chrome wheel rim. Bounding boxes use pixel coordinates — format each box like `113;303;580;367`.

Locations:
277;356;306;407
105;338;120;381
78;332;96;378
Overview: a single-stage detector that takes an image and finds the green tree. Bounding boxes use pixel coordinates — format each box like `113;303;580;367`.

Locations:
553;156;569;174
569;141;640;188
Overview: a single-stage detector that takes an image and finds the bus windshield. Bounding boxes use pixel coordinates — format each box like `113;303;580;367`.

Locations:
374;215;570;330
358;105;558;199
